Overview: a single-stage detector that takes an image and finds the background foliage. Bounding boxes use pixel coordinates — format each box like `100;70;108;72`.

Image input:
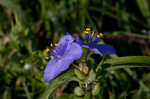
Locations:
0;0;150;99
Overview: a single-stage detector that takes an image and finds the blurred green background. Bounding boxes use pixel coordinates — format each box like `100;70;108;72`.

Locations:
0;0;150;99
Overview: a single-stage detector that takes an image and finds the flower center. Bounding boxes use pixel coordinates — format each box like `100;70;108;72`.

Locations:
45;43;59;60
83;27;103;43
45;42;68;60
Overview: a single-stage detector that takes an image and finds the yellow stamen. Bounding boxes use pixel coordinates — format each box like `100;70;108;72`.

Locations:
86;28;91;31
97;33;103;38
45;57;49;60
50;43;53;47
54;43;58;46
98;33;103;38
45;48;49;53
97;35;100;38
50;56;54;60
84;31;89;34
53;50;56;53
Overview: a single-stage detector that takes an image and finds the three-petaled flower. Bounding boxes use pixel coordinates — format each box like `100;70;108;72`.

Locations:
44;34;82;82
44;29;115;82
76;28;115;55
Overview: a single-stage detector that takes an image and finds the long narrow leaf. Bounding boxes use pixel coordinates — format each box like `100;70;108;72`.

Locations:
0;0;27;25
136;0;150;25
39;69;76;99
136;0;150;17
104;56;150;66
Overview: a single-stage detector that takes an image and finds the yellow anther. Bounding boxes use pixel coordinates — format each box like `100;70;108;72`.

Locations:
98;33;103;38
50;43;53;47
50;56;54;60
45;57;49;60
53;50;56;53
97;35;100;38
97;33;103;38
45;48;49;53
86;28;91;31
54;43;58;46
84;31;89;34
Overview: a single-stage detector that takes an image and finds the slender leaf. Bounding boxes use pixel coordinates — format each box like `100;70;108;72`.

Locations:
136;0;150;17
0;0;27;25
39;69;76;99
125;68;150;92
22;79;32;99
104;56;150;66
136;0;150;25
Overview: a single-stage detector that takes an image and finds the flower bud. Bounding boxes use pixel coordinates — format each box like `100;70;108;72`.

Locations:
92;83;100;96
79;62;89;75
87;69;96;83
82;65;89;75
74;86;84;96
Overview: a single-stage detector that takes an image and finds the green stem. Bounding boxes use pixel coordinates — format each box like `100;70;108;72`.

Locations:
96;56;105;72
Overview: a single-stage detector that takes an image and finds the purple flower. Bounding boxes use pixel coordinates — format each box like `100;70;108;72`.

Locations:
44;34;82;82
76;28;115;55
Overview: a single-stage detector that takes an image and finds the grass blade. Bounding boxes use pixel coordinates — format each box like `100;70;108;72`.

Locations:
39;69;75;99
104;56;150;66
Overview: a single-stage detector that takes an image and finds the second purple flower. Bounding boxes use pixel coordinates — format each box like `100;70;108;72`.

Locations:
76;28;115;55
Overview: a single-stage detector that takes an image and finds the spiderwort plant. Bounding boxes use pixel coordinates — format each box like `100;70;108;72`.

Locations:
76;28;115;55
43;34;82;82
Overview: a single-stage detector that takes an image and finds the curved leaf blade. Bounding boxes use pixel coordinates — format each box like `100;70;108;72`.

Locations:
104;56;150;66
39;69;75;99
